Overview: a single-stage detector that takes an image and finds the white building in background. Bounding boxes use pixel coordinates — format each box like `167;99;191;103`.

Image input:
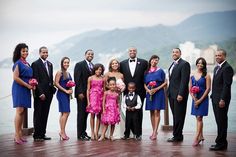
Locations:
179;41;201;66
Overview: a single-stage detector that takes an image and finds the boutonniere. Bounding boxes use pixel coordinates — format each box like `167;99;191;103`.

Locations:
47;62;52;66
137;61;140;65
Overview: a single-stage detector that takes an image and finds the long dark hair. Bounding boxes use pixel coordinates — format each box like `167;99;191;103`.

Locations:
60;57;70;79
12;43;28;63
145;55;160;74
92;63;105;75
196;57;207;77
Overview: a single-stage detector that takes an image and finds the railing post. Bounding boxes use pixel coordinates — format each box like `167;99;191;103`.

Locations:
161;86;173;131
22;109;34;135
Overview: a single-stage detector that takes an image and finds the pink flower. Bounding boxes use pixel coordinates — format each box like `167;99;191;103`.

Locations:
29;78;38;87
148;81;157;88
66;80;76;99
148;81;157;101
116;79;125;92
190;86;200;94
66;80;76;88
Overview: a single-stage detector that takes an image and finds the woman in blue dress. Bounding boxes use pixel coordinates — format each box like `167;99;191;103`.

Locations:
144;55;167;140
55;57;73;141
12;43;34;144
55;57;73;140
190;57;211;146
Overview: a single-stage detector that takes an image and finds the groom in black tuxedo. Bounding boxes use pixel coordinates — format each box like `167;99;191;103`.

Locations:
31;46;56;141
120;47;148;140
74;49;94;140
209;49;234;151
167;48;190;142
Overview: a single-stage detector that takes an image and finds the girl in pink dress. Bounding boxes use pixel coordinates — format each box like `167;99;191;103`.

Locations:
99;77;120;141
86;64;105;140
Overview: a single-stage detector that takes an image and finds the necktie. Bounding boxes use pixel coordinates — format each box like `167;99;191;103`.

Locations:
44;61;49;75
89;62;93;71
215;65;220;75
130;59;135;62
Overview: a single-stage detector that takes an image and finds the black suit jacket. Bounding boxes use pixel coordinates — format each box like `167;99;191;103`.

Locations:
120;58;148;101
167;58;190;99
211;61;234;104
74;60;92;97
31;58;56;97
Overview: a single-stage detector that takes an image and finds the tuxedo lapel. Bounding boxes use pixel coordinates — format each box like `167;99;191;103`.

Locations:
38;59;50;78
133;58;141;78
83;60;92;74
125;59;133;78
48;62;53;78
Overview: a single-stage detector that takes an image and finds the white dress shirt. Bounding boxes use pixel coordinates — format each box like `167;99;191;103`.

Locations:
169;58;180;76
40;58;49;75
128;58;137;77
122;92;142;110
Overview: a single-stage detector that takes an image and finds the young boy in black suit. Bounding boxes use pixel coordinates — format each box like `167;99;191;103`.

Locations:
122;82;142;140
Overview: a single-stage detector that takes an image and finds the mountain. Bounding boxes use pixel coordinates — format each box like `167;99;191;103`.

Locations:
1;10;236;68
174;10;236;41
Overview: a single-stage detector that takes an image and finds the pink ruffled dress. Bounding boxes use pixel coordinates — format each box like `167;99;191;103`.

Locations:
101;91;120;125
86;79;104;114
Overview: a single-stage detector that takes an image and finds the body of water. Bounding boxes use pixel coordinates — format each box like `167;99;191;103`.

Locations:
0;68;235;135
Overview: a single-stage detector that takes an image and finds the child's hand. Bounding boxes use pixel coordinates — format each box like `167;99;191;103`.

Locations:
131;107;135;111
86;103;90;108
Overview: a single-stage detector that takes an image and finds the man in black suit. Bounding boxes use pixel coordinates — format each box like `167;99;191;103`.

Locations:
120;47;148;140
31;46;56;141
167;48;190;142
209;49;234;151
74;49;94;140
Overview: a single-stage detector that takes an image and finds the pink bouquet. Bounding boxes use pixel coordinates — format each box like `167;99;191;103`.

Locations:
190;86;200;97
148;81;157;101
66;80;76;99
66;80;76;88
116;79;125;92
29;78;38;87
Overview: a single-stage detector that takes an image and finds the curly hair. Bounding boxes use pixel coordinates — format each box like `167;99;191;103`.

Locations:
92;63;105;75
12;43;28;63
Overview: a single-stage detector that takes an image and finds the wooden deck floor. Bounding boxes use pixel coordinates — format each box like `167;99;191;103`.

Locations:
0;131;236;157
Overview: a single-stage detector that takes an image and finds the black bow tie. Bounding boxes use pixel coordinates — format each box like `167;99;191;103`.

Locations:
129;93;133;96
130;59;135;62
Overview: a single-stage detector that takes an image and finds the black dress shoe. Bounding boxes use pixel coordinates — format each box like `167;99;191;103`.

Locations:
121;136;130;140
209;144;227;151
43;136;52;140
135;136;142;141
78;136;90;141
167;137;183;142
84;134;91;140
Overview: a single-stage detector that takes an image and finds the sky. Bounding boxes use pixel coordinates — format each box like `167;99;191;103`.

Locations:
0;0;236;59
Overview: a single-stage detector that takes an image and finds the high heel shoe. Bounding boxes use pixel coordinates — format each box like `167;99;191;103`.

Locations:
59;133;69;141
109;136;115;141
192;139;201;146
20;137;27;142
14;138;24;145
150;135;157;140
98;136;105;141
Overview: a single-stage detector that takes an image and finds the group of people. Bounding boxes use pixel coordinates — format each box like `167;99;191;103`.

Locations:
12;43;234;151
